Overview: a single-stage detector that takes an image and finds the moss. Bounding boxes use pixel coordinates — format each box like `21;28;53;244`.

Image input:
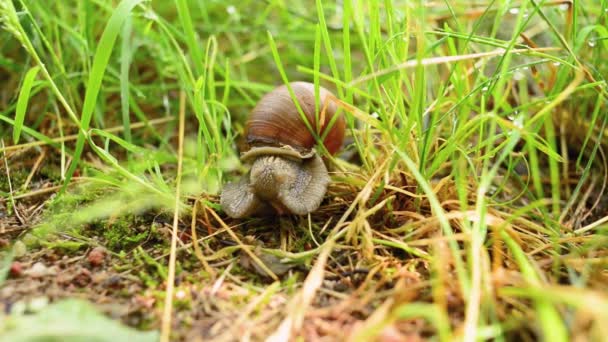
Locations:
40;240;86;253
0;168;29;194
45;186;106;214
102;215;152;251
29;185;106;242
38;164;63;183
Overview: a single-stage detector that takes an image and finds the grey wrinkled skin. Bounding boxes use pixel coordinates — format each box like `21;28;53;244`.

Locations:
220;153;330;218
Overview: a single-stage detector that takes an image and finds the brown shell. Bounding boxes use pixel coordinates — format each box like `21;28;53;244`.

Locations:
246;82;345;155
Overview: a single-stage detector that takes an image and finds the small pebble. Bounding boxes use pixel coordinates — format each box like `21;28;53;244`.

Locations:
133;295;156;309
9;261;22;278
56;271;73;285
25;262;56;278
73;268;92;287
103;275;123;289
91;270;109;284
87;247;106;267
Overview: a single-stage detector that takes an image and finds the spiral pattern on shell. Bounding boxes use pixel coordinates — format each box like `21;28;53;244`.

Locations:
246;82;345;155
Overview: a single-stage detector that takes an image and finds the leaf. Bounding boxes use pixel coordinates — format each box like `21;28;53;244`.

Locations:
0;299;158;342
13;65;40;144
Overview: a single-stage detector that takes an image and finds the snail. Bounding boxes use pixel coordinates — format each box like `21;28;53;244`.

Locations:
220;82;345;218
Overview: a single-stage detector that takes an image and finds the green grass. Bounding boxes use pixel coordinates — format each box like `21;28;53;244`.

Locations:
1;0;608;341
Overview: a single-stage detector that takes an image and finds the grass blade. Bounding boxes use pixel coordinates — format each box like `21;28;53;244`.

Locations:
501;230;568;342
63;0;146;192
120;15;133;153
13;65;40;144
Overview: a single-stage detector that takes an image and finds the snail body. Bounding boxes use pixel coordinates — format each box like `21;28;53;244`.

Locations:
220;82;345;218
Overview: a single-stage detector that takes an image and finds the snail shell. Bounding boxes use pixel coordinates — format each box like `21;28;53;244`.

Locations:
246;81;345;155
221;81;345;219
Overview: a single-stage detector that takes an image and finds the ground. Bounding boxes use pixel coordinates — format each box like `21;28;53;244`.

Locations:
1;1;608;341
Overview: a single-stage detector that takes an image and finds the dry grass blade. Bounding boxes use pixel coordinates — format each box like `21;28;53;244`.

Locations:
190;198;216;277
268;239;335;341
575;215;608;235
21;150;46;190
1;139;25;225
1;1;606;341
349;47;560;86
207;208;279;281
0;117;173;153
160;91;186;342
